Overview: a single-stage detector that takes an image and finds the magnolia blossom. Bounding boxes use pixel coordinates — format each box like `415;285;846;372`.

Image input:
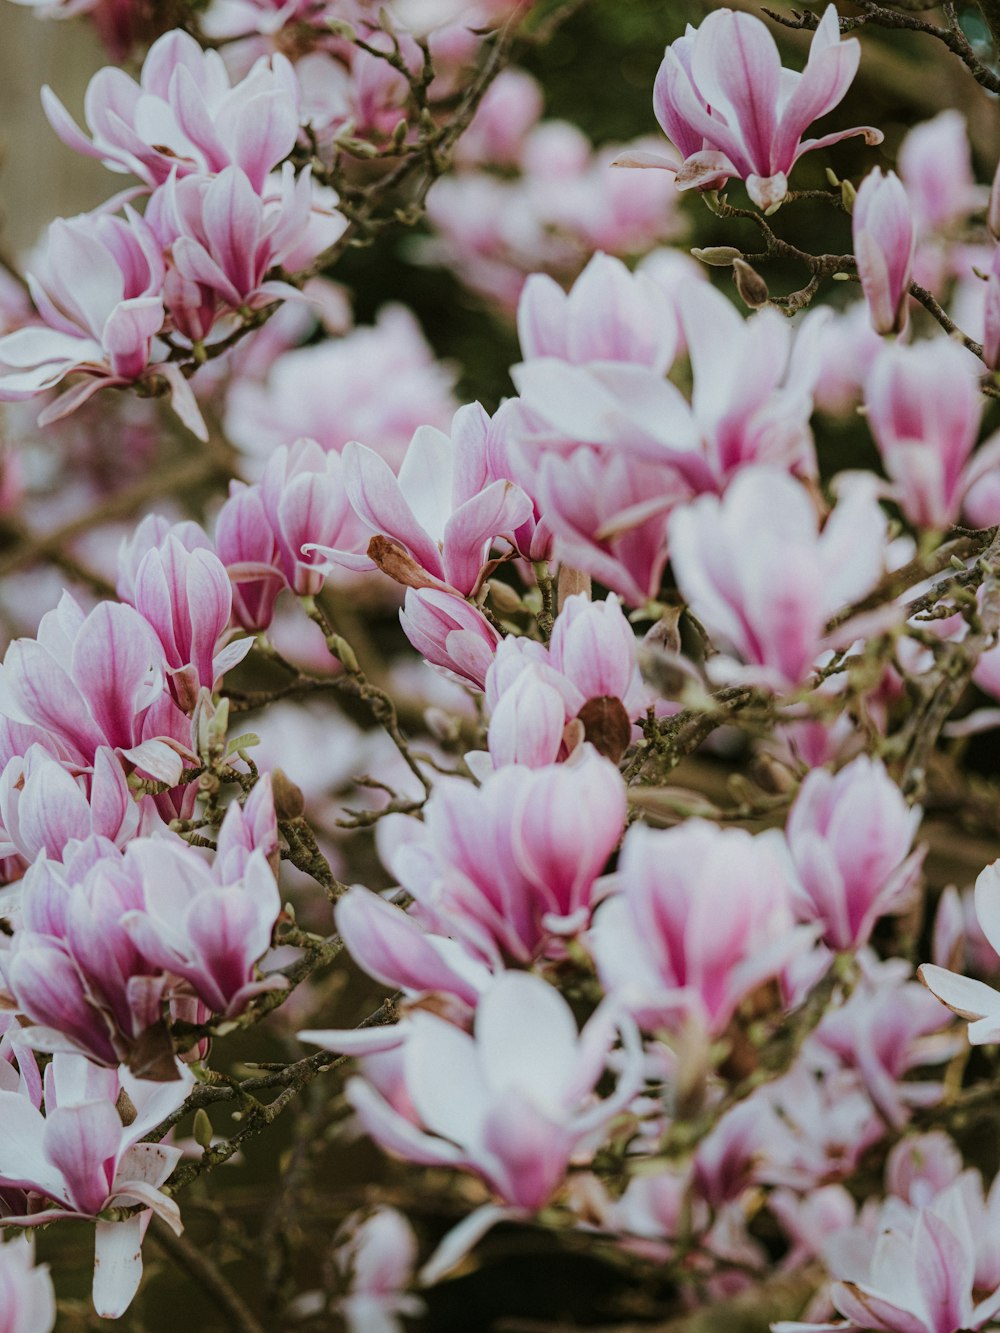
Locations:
984;245;1000;372
312;972;642;1213
785;756;924;950
125;534;251;712
481;594;648;765
534;447;686;605
513;279;822;497
0;1236;54;1333
864;339;998;531
310;412;533;597
644;5;881;210
592;820;805;1038
815;954;958;1129
0;592;195;786
224;304;456;469
0;745;139;865
517;251;678;372
377;747;627;964
146;164;329;325
6;787;280;1069
424;115;680;314
897;110;984;237
42;28;300;190
0;208;203;437
775;1180;1000;1332
332;1207;424;1333
399;589;501;691
334;885;493;1017
0;1053;193;1318
853;168;917;335
920;860;1000;1042
669;468;887;689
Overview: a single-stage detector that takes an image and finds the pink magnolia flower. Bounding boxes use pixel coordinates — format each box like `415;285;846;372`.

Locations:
335;972;643;1211
0;1236;55;1333
399;589;501;691
126;534;252;712
760;1062;883;1191
513;279;822;497
775;1183;1000;1332
853;168;917;336
897;110;985;237
885;1133;963;1209
213;484;284;632
119;836;283;1020
0;745;139;864
480;593;649;765
224;304;456;470
6;836;169;1069
0;1052;193;1319
0;592;194;787
455;67;544;169
814;954;958;1129
311;412;533;597
334;885;493;1017
333;1207;425;1333
213;774;278;879
378;747;627;964
116;514;214;602
146;164;326;324
591;820;805;1038
668;468;887;688
517;251;678;372
0;208;203;438
256;438;353;595
215;438;353;619
920;860;1000;1043
982;245;1000;371
7;788;280;1068
42;28;300;191
485;666;569;769
864;339;998;531
534;447;686;606
647;5;882;210
547;593;648;715
785;755;925;950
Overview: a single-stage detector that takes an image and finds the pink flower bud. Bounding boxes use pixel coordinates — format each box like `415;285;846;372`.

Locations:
864;339;982;531
785;755;924;950
853;168;917;336
399;588;501;690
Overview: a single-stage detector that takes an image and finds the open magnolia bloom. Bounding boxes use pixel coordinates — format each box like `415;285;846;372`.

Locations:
0;1053;193;1319
920;860;1000;1042
303;972;644;1279
630;5;882;210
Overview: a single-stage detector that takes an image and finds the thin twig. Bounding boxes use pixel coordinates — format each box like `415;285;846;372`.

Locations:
150;1217;269;1333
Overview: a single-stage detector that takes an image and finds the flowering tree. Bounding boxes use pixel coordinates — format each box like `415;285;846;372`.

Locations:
0;0;1000;1329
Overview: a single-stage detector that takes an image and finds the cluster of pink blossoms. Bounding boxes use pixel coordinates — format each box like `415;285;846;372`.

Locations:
0;30;344;437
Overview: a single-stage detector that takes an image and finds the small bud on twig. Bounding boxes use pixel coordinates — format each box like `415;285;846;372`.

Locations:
690;245;743;267
732;259;770;308
272;768;306;821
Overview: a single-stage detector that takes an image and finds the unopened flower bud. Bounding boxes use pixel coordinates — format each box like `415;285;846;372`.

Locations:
487;580;525;616
272;768;306;821
193;1108;214;1150
326;16;356;37
691;245;743;267
732;259;769;309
